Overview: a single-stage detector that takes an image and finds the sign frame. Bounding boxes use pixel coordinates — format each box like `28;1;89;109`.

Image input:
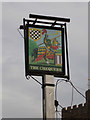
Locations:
25;24;65;77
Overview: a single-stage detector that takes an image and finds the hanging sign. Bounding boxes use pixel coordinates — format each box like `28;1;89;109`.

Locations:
25;24;65;77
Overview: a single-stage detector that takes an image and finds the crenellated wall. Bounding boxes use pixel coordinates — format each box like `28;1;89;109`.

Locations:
62;90;90;119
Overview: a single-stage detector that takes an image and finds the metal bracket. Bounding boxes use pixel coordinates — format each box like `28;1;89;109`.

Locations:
19;25;26;30
33;18;37;25
29;14;70;23
51;20;56;27
19;25;24;29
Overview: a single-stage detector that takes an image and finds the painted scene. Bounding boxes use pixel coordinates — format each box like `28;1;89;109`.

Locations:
29;27;63;67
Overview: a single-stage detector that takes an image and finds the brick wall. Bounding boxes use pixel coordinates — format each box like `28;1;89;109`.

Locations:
62;90;90;119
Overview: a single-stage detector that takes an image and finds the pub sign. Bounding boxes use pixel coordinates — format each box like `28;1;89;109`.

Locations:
25;24;65;77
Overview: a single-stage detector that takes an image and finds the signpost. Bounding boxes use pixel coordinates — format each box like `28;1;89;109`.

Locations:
20;14;70;119
42;75;55;118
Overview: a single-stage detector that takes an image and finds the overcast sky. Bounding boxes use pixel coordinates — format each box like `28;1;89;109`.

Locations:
1;1;88;119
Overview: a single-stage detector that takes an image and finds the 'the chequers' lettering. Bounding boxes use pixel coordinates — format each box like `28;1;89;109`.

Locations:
30;66;62;72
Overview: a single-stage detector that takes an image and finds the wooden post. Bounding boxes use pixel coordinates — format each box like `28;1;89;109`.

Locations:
42;75;55;119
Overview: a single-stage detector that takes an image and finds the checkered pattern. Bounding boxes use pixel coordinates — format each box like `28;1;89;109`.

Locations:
30;29;41;40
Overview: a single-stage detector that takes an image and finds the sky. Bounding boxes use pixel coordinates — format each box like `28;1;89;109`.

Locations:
0;1;89;119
